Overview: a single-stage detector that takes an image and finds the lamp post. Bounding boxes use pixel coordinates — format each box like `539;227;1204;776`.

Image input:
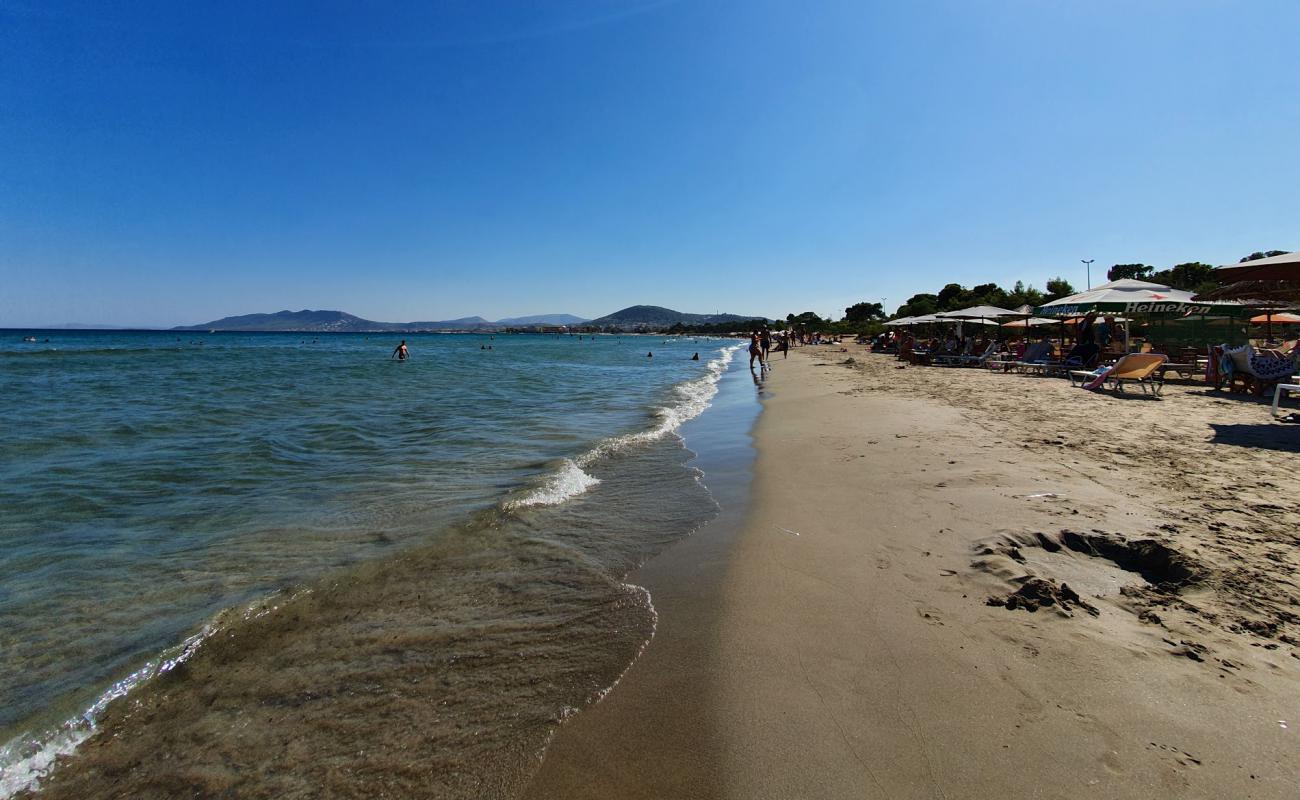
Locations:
1081;259;1094;289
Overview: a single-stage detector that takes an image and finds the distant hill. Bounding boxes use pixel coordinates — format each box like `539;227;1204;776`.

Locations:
174;309;585;332
174;310;394;332
496;314;588;326
585;305;764;330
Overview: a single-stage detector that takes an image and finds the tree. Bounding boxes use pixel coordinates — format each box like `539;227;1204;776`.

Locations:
1150;262;1216;294
893;293;938;319
935;283;967;310
787;311;826;328
843;301;885;323
1006;281;1044;309
1240;250;1289;262
968;282;1010;308
1043;277;1075;301
1107;263;1154;281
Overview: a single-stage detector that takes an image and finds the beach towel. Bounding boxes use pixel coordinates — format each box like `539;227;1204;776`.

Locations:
1081;365;1112;391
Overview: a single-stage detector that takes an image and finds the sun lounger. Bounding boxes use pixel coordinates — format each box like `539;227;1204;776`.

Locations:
956;342;997;367
1010;342;1053;373
1273;384;1300;418
1103;353;1168;395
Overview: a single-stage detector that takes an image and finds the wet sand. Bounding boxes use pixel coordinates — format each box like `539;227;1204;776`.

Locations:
526;344;1300;799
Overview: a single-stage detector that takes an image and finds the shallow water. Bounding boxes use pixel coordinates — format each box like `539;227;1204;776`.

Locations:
0;330;748;797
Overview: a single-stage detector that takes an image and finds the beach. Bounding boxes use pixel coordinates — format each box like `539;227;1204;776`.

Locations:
526;343;1300;798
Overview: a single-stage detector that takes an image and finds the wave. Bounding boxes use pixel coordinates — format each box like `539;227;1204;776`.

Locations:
502;458;601;509
0;592;300;799
0;343;743;797
576;344;739;467
499;344;739;512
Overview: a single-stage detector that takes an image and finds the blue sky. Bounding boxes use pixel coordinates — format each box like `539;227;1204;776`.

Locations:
2;0;1297;327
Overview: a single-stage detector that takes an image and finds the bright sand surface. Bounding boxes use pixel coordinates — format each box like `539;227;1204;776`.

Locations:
525;343;1300;799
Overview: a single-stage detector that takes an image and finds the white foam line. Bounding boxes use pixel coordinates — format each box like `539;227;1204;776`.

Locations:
0;591;305;799
503;459;601;510
502;344;741;514
575;344;740;469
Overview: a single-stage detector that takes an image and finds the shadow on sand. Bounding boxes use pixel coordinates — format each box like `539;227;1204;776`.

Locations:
1209;422;1300;452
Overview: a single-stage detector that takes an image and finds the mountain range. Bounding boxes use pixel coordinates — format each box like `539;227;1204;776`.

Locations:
173;307;762;332
173;310;586;332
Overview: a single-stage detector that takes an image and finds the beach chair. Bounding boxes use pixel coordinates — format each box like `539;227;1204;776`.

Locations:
1104;353;1168;395
1216;344;1300;396
1011;342;1053;373
957;342;997;367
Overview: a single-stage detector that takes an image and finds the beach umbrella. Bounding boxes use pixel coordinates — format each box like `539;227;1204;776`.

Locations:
883;316;916;326
1195;254;1300;307
936;305;1019;337
1035;279;1216;316
1213;252;1300;282
1250;312;1300;324
1000;317;1059;327
935;305;1020;321
1249;310;1300;340
1037;279;1242;352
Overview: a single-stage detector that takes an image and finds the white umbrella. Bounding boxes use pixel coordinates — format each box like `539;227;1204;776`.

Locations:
1034;279;1224;316
1000;317;1060;328
935;305;1020;320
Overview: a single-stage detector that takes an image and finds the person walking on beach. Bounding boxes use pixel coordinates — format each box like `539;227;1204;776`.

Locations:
760;328;772;363
392;340;409;361
748;332;763;370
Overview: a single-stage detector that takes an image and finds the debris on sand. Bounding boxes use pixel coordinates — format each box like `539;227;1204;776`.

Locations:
987;577;1100;617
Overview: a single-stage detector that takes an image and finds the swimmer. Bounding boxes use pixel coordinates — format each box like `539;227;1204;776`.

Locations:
392;340;409;360
691;352;699;360
647;351;653;358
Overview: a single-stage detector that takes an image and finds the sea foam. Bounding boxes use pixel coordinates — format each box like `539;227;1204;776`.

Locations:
503;458;602;509
501;344;739;512
575;344;739;467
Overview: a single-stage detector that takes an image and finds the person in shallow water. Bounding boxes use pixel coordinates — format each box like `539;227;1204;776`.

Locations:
691;352;699;360
392;340;409;360
748;332;763;369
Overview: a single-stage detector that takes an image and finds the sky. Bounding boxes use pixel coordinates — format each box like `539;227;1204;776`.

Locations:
2;0;1298;327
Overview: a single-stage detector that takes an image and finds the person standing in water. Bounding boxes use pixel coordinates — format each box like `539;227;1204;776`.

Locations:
748;332;763;370
392;340;409;360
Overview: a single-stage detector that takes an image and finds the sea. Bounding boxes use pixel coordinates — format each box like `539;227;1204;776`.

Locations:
0;330;760;798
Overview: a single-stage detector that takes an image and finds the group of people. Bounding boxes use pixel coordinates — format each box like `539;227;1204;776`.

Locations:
748;327;792;369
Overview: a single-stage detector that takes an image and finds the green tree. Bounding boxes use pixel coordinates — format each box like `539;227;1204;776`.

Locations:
1150;262;1216;294
935;283;968;310
894;293;938;318
787;311;826;328
1006;281;1044;308
843;301;885;323
1043;277;1075;301
1240;250;1289;262
968;282;1010;308
1107;263;1154;281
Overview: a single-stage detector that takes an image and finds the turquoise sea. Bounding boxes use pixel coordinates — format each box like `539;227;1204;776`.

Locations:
0;330;754;798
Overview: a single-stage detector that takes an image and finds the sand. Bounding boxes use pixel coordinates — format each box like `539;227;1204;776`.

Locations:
524;343;1300;799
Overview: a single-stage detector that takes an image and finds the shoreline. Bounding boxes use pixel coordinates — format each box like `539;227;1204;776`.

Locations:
2;339;747;800
525;344;1299;798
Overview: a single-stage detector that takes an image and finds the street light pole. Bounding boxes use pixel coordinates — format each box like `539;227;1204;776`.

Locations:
1081;259;1094;290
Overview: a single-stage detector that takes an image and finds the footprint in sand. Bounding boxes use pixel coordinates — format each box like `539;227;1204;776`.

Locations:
916;607;945;626
1147;742;1202;768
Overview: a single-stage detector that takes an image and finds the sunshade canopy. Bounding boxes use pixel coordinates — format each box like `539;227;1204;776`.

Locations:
1214;252;1300;282
935;305;1020;319
1000;317;1060;328
1251;312;1300;324
1035;279;1240;316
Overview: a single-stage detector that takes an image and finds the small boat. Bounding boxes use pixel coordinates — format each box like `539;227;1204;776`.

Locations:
22;336;36;342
